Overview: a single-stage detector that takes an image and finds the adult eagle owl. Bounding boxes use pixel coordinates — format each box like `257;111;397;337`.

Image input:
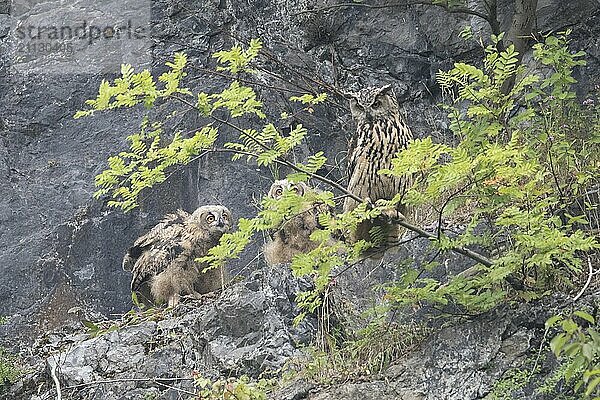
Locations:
122;205;232;307
343;85;413;252
263;179;327;265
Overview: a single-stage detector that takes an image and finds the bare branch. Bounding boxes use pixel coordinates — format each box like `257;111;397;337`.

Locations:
50;357;62;400
168;96;494;268
64;377;193;391
292;1;491;24
333;235;422;279
573;256;598;302
394;217;493;266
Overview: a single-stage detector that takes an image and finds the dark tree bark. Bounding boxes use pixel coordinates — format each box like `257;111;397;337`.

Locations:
502;0;539;93
507;0;538;57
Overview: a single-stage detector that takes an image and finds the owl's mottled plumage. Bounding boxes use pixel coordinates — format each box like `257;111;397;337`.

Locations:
343;85;413;251
263;179;327;265
123;205;232;307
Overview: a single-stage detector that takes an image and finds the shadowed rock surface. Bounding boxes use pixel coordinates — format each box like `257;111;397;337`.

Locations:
1;0;599;398
1;0;598;345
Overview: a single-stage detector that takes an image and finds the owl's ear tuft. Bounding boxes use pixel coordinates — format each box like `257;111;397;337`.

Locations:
378;84;394;95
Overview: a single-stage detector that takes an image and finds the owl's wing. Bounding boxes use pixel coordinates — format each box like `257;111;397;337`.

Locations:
124;210;189;291
131;209;189;249
346;131;359;179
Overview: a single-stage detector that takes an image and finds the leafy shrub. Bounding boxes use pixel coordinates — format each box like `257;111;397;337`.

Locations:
543;310;600;398
76;33;599;388
381;31;599;312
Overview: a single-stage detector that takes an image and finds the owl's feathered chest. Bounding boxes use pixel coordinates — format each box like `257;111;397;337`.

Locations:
353;118;411;158
178;224;219;260
345;116;413;205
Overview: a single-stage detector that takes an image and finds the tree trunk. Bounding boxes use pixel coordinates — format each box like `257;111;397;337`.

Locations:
502;0;538;93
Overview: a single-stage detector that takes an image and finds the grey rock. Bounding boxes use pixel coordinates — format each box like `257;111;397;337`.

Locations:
271;295;597;400
1;0;598;346
7;264;315;399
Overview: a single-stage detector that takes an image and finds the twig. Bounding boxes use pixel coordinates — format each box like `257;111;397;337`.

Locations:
187;65;307;95
573;256;597;302
245;44;348;103
530;326;549;380
206;125;361;201
64;376;193;390
154;380;198;396
333;235;421;279
166;97;494;268
435;183;470;240
394;218;493;267
50;357;62;400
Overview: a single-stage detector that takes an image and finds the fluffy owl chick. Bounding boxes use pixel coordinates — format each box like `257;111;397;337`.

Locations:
343;85;413;253
263;179;326;265
123;205;232;307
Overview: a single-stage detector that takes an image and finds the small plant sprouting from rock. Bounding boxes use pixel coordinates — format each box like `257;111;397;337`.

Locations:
285;317;432;384
193;373;274;400
485;358;543;400
0;347;21;391
0;315;20;391
82;293;165;338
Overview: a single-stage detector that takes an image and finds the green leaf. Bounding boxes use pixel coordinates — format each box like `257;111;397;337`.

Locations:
562;318;579;334
82;320;100;334
546;315;563;329
575;311;596;325
550;333;568;356
290;93;327;105
582;343;595;361
585;376;600;396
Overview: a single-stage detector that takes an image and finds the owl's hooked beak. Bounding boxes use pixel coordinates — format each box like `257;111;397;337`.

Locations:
216;215;228;228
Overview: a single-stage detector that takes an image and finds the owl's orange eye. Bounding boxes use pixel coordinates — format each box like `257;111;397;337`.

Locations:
206;214;216;223
372;99;381;108
275;188;283;197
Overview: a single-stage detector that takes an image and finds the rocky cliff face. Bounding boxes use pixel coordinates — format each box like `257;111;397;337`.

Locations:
6;268;596;399
1;0;597;344
7;265;317;399
1;0;599;398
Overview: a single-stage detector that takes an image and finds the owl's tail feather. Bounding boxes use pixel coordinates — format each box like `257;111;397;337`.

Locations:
130;271;142;291
122;245;142;271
